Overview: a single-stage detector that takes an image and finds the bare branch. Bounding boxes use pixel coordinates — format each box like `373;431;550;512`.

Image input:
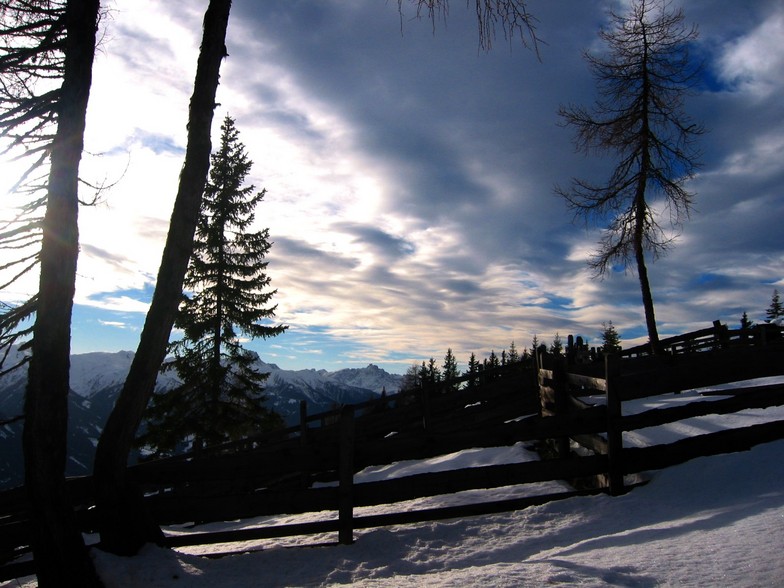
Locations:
399;0;540;54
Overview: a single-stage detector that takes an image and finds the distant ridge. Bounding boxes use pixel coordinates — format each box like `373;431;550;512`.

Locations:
0;349;402;489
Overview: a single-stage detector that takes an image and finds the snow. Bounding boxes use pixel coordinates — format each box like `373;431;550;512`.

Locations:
4;378;784;587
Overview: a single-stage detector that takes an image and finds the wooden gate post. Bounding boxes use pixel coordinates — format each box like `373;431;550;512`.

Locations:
552;355;570;459
605;354;624;495
338;405;355;545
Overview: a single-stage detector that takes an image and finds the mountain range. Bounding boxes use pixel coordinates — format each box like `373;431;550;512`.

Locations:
0;349;402;490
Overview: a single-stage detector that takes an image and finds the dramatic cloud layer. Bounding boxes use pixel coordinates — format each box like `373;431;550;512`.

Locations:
3;0;782;372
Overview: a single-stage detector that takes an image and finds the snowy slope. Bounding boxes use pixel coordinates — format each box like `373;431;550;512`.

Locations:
3;380;783;586
83;403;784;587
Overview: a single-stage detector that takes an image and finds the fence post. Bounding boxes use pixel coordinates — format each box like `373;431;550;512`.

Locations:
338;405;355;545
605;354;624;495
299;400;309;446
552;355;570;459
713;320;729;349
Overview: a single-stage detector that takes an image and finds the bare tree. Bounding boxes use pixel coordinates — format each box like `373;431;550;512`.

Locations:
557;0;704;352
0;0;67;372
400;0;539;52
93;0;233;556
1;0;104;584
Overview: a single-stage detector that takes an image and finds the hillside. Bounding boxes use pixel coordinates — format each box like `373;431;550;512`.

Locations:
0;350;402;489
92;429;784;586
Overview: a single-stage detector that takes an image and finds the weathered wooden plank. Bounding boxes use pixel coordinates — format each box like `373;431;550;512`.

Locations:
566;373;607;394
620;384;784;432
338;406;355;545
161;486;609;550
622;420;784;474
604;354;624;495
571;433;608;455
617;343;784;400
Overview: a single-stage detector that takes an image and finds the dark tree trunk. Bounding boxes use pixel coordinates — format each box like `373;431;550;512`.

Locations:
22;0;102;585
635;49;660;355
635;236;660;353
93;0;232;556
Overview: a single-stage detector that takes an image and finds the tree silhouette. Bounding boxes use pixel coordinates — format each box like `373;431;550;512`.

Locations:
557;0;704;352
93;0;233;555
401;0;538;52
0;0;103;583
467;352;480;388
442;347;459;391
765;290;783;324
600;321;622;354
138;115;285;456
0;0;69;371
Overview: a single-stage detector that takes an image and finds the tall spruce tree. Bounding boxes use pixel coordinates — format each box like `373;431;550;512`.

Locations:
466;352;480;388
138;115;286;456
507;341;520;363
601;321;622;353
442;348;459;391
765;289;783;324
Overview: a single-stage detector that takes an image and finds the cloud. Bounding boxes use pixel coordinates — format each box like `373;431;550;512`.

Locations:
715;4;784;97
25;0;779;371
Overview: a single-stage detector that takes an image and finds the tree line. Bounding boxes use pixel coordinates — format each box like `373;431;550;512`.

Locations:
400;323;624;393
741;289;784;329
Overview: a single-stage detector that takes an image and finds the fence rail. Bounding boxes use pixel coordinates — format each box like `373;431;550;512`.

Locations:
2;321;784;581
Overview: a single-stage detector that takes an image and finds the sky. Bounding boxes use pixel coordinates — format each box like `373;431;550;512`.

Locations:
2;0;784;374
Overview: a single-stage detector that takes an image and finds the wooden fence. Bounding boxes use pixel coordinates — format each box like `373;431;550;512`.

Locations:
2;321;783;581
538;321;784;494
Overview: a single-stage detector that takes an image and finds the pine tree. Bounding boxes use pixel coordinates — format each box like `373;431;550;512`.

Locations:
486;350;501;377
442;348;459;390
138;115;285;456
550;334;563;356
740;312;754;330
507;341;520;363
765;290;783;324
601;321;622;354
466;352;480;388
426;357;442;385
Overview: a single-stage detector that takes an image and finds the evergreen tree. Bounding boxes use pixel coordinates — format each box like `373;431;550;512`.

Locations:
507;341;520;363
531;334;542;359
138;115;285;456
740;312;754;330
765;289;783;324
400;363;421;394
426;357;442;384
442;348;459;390
601;321;622;354
550;333;563;356
467;352;480;388
486;350;501;377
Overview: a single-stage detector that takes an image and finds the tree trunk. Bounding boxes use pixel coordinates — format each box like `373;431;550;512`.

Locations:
635;46;660;355
22;1;102;585
92;0;232;556
634;203;660;353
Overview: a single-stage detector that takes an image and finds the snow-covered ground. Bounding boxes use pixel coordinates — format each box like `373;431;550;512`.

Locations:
5;378;784;587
